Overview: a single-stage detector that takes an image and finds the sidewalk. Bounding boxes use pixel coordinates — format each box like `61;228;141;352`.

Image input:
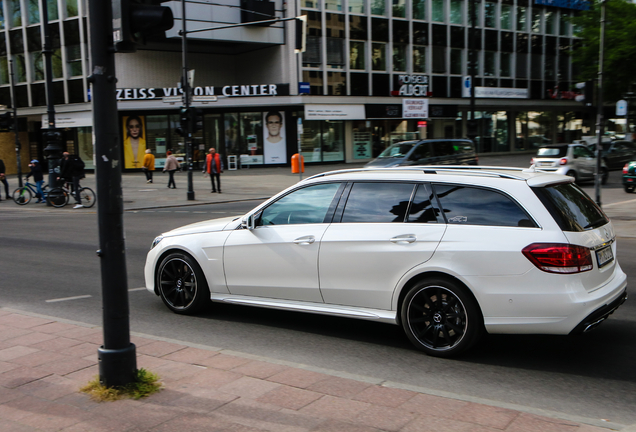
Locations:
0;308;618;432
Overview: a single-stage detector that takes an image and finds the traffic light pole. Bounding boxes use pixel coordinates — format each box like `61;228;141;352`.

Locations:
88;0;137;387
182;0;194;201
467;0;477;145
8;60;22;188
595;0;607;207
41;0;62;199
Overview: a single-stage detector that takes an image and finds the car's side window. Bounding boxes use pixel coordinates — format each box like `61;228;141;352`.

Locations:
409;143;432;162
341;182;415;223
575;146;593;158
433;184;537;227
407;184;441;223
259;183;342;226
432;141;454;157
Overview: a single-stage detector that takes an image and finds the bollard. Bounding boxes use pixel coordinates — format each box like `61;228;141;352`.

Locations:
291;153;305;173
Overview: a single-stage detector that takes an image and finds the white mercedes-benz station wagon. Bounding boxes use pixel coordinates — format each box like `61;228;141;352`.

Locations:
145;166;627;357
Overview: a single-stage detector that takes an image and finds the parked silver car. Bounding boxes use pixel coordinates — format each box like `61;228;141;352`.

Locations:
531;143;608;184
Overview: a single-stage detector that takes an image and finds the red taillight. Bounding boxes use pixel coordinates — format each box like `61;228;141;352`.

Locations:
522;243;593;274
624;164;629;174
559;158;568;166
530;158;535;165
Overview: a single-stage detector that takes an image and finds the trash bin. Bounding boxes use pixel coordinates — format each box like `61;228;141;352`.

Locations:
291;153;304;173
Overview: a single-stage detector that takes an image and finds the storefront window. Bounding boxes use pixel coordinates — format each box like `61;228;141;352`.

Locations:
516;111;553;151
558;112;583;143
240;112;264;164
77;127;93;170
300;120;345;162
479;111;508;153
224;113;240;157
203;114;222;167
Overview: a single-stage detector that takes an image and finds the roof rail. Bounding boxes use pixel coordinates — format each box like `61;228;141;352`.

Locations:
304;165;534;181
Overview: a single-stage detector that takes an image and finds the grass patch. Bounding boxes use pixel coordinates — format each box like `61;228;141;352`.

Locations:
80;368;162;402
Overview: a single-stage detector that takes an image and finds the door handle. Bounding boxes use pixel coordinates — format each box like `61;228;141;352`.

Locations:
390;235;417;244
293;236;316;245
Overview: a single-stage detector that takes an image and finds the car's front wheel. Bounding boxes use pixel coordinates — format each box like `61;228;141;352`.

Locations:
156;252;210;314
401;278;483;357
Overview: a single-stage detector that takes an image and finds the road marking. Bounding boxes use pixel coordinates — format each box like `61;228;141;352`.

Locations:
129;287;146;292
604;198;636;207
46;295;92;303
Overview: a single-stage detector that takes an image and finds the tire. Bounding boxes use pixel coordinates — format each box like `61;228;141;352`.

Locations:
566;170;578;183
46;187;70;208
12;187;32;205
401;277;483;357
79;187;96;208
624;185;635;193
156;252;210;314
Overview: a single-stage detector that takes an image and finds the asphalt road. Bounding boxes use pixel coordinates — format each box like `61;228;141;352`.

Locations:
0;172;635;429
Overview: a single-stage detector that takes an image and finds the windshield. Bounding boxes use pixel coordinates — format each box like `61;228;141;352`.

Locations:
378;143;415;158
532;183;609;232
536;146;567;158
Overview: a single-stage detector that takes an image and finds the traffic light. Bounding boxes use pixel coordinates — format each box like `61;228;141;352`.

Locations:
175;108;189;137
0;112;13;131
575;80;594;107
112;1;174;53
295;15;307;53
191;108;203;133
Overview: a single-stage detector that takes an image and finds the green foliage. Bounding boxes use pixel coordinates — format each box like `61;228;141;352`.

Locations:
80;368;162;402
572;0;636;102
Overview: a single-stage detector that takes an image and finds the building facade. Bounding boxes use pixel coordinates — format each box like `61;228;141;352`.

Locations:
0;0;614;174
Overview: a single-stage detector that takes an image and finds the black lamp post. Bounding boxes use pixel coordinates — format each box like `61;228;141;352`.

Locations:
8;60;22;188
181;0;195;201
594;0;607;206
467;0;478;145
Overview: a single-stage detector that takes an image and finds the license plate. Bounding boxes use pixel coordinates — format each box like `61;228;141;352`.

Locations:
596;245;614;268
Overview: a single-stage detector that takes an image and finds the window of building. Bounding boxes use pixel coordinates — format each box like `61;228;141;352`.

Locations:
393;0;405;17
413;46;426;73
559;12;569;36
0;5;4;30
371;0;386;16
413;0;426;20
432;0;444;22
303;0;320;9
304;36;322;66
545;55;555;80
484;51;496;76
47;0;59;20
545;10;555;34
517;6;527;31
342;182;415;223
450;48;462;74
500;52;511;77
393;44;406;71
532;9;541;33
350;41;365;70
372;43;386;71
15;54;26;83
31;51;44;80
350;72;368;95
432;46;446;73
450;0;463;25
516;53;527;78
0;57;9;84
64;19;82;77
27;0;39;24
531;53;542;79
348;0;364;13
300;119;345;162
66;0;79;17
8;0;21;27
500;4;512;30
558;53;570;81
393;19;409;43
325;0;342;11
484;1;496;28
327;71;346;95
371;18;389;41
349;15;367;39
303;70;324;94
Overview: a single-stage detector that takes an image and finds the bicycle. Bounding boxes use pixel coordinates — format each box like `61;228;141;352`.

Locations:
46;181;96;208
12;179;48;205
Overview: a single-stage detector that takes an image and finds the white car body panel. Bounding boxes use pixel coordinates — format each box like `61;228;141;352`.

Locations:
319;222;446;309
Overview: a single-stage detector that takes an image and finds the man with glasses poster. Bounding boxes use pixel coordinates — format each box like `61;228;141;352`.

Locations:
263;111;287;164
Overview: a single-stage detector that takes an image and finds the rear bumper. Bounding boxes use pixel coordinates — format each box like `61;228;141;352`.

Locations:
570;289;628;334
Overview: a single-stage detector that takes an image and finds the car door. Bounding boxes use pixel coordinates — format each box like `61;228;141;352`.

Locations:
318;182;446;310
431;141;456;164
223;182;343;302
573;145;596;179
404;142;433;165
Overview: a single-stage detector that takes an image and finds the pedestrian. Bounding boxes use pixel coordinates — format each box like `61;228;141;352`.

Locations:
58;152;85;209
203;147;223;193
26;159;45;203
142;148;155;183
0;158;8;201
163;150;179;189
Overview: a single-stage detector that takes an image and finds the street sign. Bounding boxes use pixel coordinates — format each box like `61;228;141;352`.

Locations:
617;100;628;116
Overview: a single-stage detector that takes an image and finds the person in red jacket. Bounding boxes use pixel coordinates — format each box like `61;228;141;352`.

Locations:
203;147;224;193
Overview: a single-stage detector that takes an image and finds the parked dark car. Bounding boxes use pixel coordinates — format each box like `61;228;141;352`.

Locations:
365;139;478;168
586;140;636;170
622;161;636;192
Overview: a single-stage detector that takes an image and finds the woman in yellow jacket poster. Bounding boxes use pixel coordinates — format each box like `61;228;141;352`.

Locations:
123;115;146;169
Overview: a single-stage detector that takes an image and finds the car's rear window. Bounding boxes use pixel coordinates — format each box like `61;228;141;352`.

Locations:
532;183;609;232
537;146;567;157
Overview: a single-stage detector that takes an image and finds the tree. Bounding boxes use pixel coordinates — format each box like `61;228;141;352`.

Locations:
572;0;636;102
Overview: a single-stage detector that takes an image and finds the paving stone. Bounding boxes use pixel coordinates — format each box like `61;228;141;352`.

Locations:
452;402;521;429
299;395;371;422
180;367;243;389
0;314;53;329
267;368;329;389
355;405;417;432
0;346;40;362
306;376;373;399
0;366;53;389
218;376;281;399
257;386;323;411
31;322;79;335
230;360;289;380
198;353;252;370
30;337;85;352
398;392;468;417
161;346;219;365
33;355;96;376
137;340;185;358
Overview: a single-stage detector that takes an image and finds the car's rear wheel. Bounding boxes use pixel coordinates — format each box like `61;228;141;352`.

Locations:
624;185;635;193
156;252;210;314
401;277;483;357
566;170;578;183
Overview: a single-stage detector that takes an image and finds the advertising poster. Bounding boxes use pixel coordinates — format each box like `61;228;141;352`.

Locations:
263;111;287;164
122;115;146;169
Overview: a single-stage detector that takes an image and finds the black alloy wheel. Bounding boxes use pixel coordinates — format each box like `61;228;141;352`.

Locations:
157;252;209;314
401;278;483;357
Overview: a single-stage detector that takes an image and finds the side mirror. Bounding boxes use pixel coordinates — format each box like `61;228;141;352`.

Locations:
241;214;255;231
